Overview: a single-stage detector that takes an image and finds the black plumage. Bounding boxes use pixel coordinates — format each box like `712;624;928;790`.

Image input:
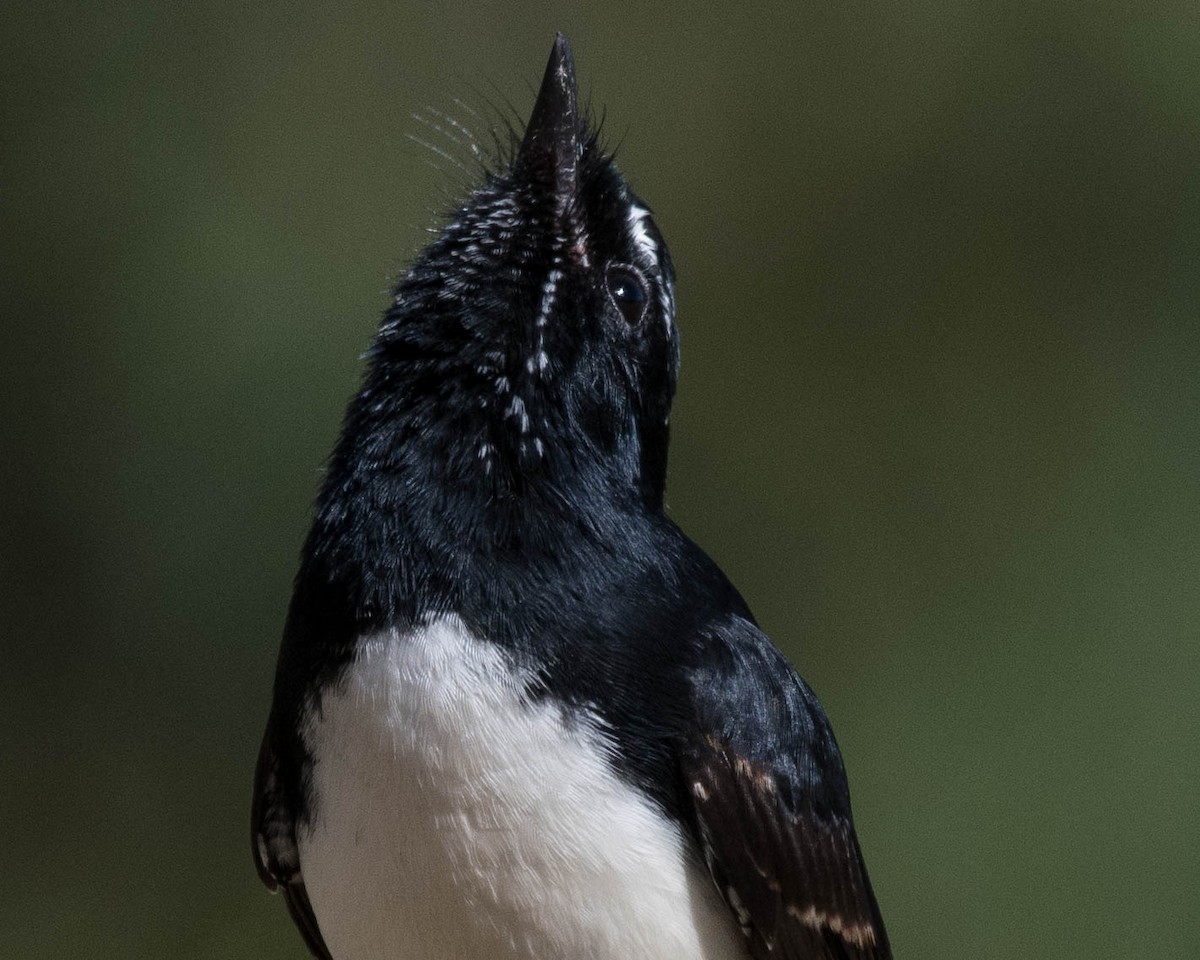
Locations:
253;34;890;960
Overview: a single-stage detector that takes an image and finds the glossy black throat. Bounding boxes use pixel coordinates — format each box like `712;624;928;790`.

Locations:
267;33;744;824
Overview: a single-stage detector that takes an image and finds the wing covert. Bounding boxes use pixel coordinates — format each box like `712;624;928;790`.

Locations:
678;618;891;960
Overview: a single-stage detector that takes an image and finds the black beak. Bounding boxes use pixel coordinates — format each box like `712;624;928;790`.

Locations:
517;33;581;203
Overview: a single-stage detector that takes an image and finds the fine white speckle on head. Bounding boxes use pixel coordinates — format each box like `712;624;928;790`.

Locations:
506;395;529;434
536;266;563;330
513;235;566;466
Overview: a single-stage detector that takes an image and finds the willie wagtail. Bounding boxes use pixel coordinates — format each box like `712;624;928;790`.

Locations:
253;34;892;960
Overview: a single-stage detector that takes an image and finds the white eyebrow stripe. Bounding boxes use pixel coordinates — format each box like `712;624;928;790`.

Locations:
627;204;659;262
626;204;675;331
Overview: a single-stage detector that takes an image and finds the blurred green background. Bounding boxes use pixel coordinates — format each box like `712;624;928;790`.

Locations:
3;1;1198;957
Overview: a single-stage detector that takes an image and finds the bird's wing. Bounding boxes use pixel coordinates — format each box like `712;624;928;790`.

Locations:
677;617;891;960
252;723;332;960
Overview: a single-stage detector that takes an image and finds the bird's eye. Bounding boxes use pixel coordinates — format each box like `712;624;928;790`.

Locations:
605;265;649;325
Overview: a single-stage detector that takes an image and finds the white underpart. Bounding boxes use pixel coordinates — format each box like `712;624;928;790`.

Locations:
300;616;745;960
627;204;675;328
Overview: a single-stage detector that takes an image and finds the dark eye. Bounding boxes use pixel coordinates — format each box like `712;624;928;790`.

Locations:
605;264;649;325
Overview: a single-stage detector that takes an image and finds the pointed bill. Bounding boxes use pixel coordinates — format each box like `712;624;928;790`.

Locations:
517;33;581;203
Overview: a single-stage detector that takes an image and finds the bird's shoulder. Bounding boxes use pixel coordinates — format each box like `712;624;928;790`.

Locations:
674;614;893;959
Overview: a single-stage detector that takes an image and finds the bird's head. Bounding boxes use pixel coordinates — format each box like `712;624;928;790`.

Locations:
357;35;679;516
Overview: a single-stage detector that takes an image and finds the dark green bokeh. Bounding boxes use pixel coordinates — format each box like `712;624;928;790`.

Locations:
3;3;1197;957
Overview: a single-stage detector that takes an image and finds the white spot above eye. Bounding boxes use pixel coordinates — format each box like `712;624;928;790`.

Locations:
627;205;659;262
626;204;675;331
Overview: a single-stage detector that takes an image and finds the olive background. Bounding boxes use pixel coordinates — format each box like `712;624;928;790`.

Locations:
3;2;1197;958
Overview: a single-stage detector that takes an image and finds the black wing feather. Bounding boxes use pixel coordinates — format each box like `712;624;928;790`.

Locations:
679;618;891;960
252;724;333;960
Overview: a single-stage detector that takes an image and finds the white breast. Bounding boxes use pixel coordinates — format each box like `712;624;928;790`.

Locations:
298;615;745;960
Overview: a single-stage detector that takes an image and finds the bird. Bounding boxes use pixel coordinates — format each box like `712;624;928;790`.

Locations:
252;33;892;960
